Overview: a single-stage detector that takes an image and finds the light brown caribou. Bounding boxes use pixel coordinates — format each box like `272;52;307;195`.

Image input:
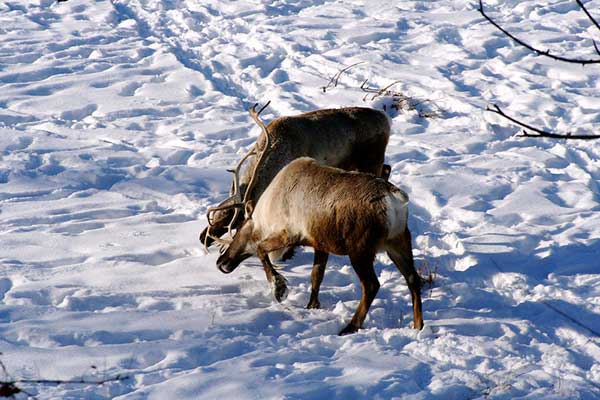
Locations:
200;104;391;255
216;157;423;335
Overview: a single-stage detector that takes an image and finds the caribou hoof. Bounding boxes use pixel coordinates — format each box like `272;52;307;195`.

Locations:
306;298;320;309
272;275;288;302
338;324;359;336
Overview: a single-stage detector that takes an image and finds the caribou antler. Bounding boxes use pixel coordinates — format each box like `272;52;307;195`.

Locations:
206;146;256;226
203;101;273;250
243;101;271;204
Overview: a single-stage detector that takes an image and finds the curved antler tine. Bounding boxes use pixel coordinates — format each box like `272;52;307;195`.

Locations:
243;101;272;204
227;207;242;238
249;101;271;115
248;101;270;139
206;143;257;226
212;236;233;246
257;100;271;115
207;200;242;214
207;202;244;226
202;223;234;253
203;226;211;253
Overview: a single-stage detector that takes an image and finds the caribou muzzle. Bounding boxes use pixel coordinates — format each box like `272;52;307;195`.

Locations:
216;252;249;274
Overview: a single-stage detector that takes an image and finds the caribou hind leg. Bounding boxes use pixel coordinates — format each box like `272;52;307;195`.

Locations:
381;164;391;181
386;228;423;330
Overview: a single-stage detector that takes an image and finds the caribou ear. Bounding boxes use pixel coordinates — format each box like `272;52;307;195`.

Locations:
244;200;255;219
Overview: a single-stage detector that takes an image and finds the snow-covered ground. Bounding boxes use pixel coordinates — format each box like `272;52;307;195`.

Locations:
1;0;600;398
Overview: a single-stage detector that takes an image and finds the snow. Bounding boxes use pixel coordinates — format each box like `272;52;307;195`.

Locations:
1;0;600;398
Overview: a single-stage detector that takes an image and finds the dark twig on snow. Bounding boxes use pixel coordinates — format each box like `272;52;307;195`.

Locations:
320;62;365;93
360;79;404;101
418;260;438;299
576;0;600;55
360;79;443;118
542;301;600;338
0;357;130;399
576;0;600;33
11;375;130;386
478;0;600;64
486;104;600;139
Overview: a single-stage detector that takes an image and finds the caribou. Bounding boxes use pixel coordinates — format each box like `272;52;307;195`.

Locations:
216;158;423;335
200;104;391;257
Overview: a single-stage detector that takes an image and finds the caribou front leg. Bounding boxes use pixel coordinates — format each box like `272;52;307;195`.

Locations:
257;235;289;302
307;250;329;309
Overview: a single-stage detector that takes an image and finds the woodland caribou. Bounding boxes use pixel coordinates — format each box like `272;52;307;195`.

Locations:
200;103;391;254
216;158;423;335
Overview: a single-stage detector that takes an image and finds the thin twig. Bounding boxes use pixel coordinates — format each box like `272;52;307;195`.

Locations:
542;301;600;338
14;375;130;385
360;79;404;101
576;0;600;55
0;359;9;380
0;357;129;399
576;0;600;33
360;80;443;118
478;0;600;65
486;104;600;139
0;375;130;399
321;62;365;93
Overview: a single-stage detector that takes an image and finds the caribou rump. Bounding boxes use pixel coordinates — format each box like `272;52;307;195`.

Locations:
216;158;423;335
200;105;391;254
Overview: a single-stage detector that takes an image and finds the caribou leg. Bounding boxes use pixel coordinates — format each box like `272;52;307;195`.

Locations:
381;164;391;181
257;235;289;302
386;228;423;330
339;252;380;335
307;250;329;309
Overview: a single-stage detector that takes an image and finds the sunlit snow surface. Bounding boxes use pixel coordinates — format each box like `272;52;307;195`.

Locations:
1;0;600;398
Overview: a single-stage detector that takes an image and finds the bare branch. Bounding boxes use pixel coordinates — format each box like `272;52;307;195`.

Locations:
320;62;365;93
0;356;129;399
478;0;600;65
486;104;600;139
360;79;404;101
0;375;130;399
576;0;600;33
0;358;10;380
360;79;443;118
14;375;130;385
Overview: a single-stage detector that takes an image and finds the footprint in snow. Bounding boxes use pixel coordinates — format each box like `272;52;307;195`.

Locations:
0;278;12;301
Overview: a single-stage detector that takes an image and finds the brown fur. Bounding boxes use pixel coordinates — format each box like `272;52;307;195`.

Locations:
267;160;393;254
217;158;423;335
201;107;390;247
